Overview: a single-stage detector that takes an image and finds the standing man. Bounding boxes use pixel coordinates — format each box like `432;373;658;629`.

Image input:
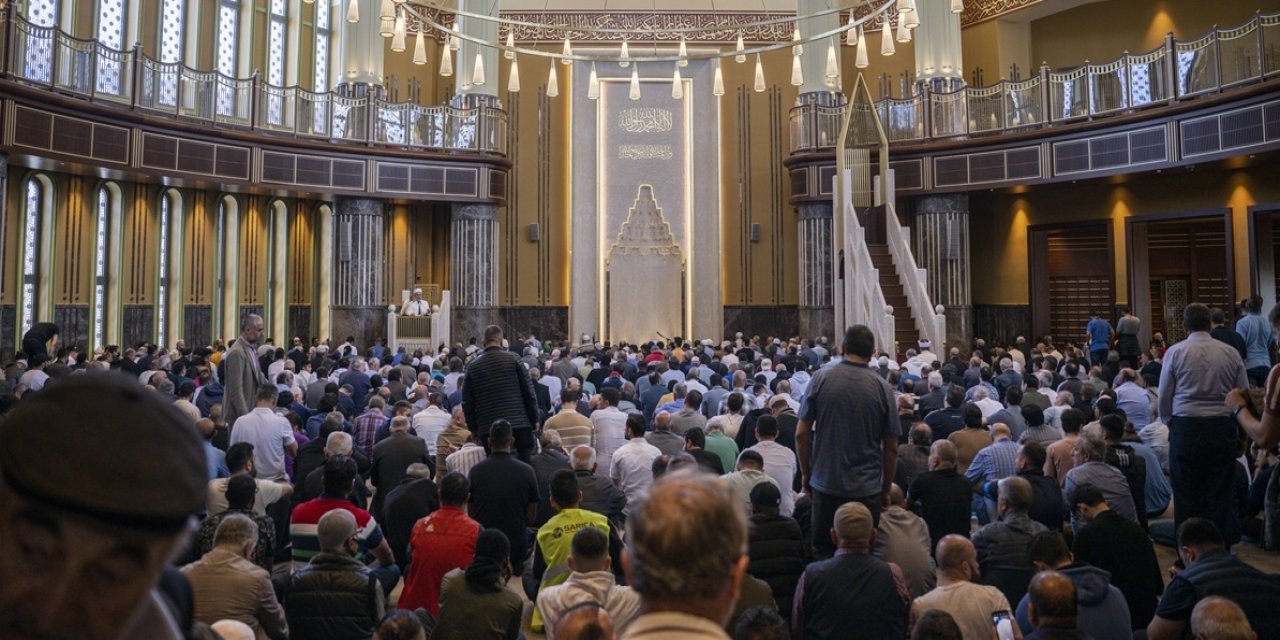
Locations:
401;287;430;316
463;325;541;461
224;314;268;428
797;325;899;558
1115;307;1143;367
1086;310;1113;367
1159;303;1249;548
1237;295;1276;388
228;385;298;482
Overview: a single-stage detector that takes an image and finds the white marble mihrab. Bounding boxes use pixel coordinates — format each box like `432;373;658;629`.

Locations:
607;185;685;344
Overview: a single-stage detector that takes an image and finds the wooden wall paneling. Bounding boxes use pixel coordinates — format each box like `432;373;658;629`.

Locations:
55;174;91;306
386;203;414;304
239;195;268;309
121;304;154;348
183;190;215;306
121;183;155;307
1;164;14;306
289;201;313;306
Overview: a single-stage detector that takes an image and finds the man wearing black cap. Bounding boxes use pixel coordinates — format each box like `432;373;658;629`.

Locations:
0;373;208;640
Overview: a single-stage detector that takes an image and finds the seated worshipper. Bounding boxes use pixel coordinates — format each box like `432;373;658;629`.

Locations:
1068;483;1163;630
290;456;400;597
532;430;573;527
747;415;799;517
907;439;974;551
875;485;937;600
212;620;257;640
399;473;481;616
1017;404;1064;449
531;470;621;633
645;411;686;456
1063;435;1138;533
1014;531;1131;638
910;609;963;640
468;420;541;574
1014;441;1065;533
948;403;993;476
1022;571;1089;640
924;385;968;442
1191;596;1259;640
972;476;1049;607
0;373;207;640
207;442;293;517
287;509;387;640
444;427;487;478
431;529;524;640
381;462;439;571
552;602;616;640
610;414;663;519
1045;408;1085;488
296;431;372;509
705;419;742;474
968;422;1021;522
570;445;627;528
402;287;430;316
910;535;1016;640
723;450;781;514
793;501;910;639
537;527;641;640
745;482;808;619
684;426;727;474
735;607;788;640
898;422;934;490
1146;518;1280;640
434;406;472;481
181;514;288;639
196;474;278;571
370;415;431;522
374;610;427;640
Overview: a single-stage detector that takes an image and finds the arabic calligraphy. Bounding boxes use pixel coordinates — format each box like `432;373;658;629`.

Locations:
618;144;673;160
616;108;673;134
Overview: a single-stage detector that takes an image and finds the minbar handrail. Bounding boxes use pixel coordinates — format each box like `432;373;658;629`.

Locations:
790;9;1280;151
0;6;507;156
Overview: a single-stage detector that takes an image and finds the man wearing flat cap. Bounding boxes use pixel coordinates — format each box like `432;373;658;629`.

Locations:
402;288;429;317
0;372;208;640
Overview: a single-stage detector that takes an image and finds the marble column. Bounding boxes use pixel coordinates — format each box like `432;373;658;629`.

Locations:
798;203;835;339
451;203;500;344
913;193;971;349
331;197;387;349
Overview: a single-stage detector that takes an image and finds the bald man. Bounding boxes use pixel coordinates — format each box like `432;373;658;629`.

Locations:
553;601;615;640
1025;571;1086;639
1191;596;1257;640
912;535;1019;640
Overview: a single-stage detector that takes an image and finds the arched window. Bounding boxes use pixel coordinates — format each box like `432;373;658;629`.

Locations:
22;0;60;83
158;0;185;105
157;191;177;347
93;184;118;349
20;176;52;336
314;0;331;93
96;0;128;95
216;0;242;116
267;0;288;125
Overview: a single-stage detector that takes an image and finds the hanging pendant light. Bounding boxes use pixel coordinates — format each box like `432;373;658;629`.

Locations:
472;51;486;86
790;52;803;86
439;44;453;76
346;0;359;23
380;18;394;38
846;10;857;46
391;13;407;52
672;66;684;99
905;8;919;29
619;39;631;68
587;63;600;100
792;25;803;56
379;0;394;21
735;32;746;63
546;65;559;97
629;66;641;100
951;0;964;13
713;60;725;96
855;26;869;68
504;31;515;59
677;37;688;67
450;25;460;51
413;29;427;65
897;19;912;43
904;0;916;12
825;40;839;79
753;53;766;92
508;56;521;92
881;18;895;56
561;37;573;65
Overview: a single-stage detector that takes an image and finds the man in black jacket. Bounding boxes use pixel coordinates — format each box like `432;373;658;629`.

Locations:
746;482;807;620
381;463;438;571
286;509;386;640
370;416;430;522
462;325;541;461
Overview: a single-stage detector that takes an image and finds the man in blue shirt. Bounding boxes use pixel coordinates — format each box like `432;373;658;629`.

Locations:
1086;311;1113;367
1236;294;1275;388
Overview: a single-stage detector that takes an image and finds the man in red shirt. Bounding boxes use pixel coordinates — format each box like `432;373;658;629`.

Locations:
398;472;481;615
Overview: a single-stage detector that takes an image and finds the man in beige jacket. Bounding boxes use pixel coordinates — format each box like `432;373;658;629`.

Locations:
182;514;288;639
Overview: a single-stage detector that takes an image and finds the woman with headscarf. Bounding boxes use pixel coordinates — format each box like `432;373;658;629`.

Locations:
431;529;523;640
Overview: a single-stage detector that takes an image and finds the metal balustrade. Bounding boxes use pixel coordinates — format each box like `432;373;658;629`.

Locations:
791;10;1280;151
0;7;506;155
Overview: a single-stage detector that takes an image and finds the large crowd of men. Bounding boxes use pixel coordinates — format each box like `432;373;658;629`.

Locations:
1;297;1278;640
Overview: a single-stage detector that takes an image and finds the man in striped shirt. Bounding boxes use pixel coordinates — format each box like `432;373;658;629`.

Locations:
290;456;400;596
544;387;595;450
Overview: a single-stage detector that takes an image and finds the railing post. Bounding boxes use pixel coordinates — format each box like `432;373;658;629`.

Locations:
89;42;99;100
1164;33;1177;100
1122;51;1131;111
1;3;13;79
129;44;141;109
48;27;59;88
1039;63;1051;124
1257;11;1266;79
250;71;261;130
921;83;932;141
1212;24;1223;92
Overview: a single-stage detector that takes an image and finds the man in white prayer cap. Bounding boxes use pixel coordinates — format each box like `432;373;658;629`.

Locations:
402;288;429;316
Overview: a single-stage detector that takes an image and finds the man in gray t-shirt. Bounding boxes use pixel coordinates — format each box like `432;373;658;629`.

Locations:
798;324;899;558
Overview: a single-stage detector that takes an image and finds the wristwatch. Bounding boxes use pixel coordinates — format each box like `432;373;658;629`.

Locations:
1232;405;1245;419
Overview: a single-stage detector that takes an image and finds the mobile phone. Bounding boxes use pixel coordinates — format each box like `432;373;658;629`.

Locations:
993;610;1016;640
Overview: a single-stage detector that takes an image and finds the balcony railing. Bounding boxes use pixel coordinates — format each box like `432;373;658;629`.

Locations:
791;10;1280;152
0;7;507;155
